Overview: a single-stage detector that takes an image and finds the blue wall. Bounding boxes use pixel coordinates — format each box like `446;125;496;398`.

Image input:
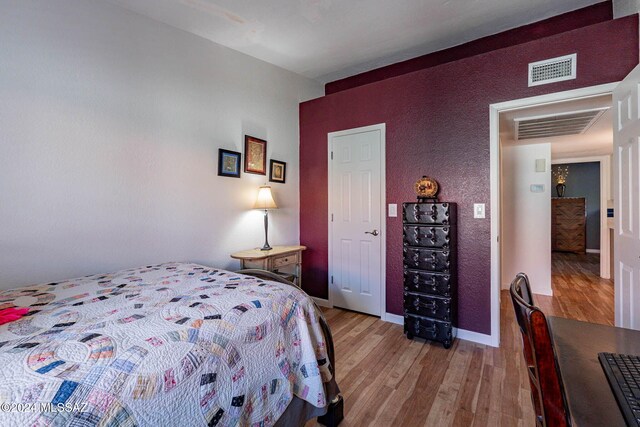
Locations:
552;162;600;250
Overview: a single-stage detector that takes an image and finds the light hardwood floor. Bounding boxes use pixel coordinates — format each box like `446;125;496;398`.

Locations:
307;253;613;426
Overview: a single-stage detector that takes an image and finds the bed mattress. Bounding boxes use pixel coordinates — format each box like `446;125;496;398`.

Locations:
0;262;332;426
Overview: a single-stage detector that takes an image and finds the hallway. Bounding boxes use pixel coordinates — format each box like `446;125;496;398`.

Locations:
536;252;614;325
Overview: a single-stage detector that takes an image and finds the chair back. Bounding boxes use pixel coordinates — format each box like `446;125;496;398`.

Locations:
510;274;571;427
512;273;535;306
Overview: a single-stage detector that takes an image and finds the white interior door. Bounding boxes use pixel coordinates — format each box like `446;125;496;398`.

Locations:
329;125;384;316
614;65;640;329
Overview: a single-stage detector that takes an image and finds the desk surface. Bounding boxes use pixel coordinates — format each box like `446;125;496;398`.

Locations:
548;316;640;426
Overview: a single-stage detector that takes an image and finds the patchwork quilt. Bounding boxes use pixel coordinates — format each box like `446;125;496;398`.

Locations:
0;263;332;426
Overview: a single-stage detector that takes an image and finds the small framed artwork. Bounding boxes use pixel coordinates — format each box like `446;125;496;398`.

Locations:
269;159;286;184
218;149;241;178
244;135;267;175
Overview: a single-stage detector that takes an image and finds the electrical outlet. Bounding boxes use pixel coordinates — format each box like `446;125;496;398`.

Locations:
474;203;485;219
388;204;397;217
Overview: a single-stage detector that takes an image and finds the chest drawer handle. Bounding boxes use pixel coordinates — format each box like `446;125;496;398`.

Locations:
424;253;437;263
430;205;438;221
428;277;438;292
422;227;436;243
413;298;436;311
415;322;437;336
408;279;446;294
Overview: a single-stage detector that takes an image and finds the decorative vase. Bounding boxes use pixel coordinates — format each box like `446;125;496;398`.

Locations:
556;183;566;197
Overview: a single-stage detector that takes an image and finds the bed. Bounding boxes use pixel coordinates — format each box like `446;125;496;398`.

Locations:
0;262;341;426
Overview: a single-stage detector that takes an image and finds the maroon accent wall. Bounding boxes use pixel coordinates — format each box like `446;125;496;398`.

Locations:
300;16;638;335
326;1;613;95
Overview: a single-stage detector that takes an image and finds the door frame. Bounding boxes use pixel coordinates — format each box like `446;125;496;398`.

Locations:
551;156;612;279
489;82;618;347
327;123;387;318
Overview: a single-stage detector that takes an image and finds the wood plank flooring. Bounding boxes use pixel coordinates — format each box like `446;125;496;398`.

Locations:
306;253;613;426
537;252;614;325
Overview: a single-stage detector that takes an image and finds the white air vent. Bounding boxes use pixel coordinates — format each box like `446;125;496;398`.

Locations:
515;107;607;140
528;54;576;87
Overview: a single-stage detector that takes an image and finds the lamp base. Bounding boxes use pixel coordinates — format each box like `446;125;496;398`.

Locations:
261;209;272;251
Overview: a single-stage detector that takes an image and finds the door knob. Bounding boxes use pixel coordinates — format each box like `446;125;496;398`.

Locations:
365;229;379;236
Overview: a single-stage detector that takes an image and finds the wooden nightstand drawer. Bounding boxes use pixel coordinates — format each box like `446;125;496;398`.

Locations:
273;253;298;268
230;245;306;288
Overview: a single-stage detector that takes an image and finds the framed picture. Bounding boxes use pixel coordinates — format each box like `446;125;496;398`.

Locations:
217;149;241;178
269;159;286;184
244;135;267;175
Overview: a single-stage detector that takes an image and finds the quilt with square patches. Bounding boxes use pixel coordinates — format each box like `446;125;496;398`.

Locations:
0;262;332;426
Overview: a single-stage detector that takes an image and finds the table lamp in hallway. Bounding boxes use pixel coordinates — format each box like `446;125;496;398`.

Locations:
254;184;278;250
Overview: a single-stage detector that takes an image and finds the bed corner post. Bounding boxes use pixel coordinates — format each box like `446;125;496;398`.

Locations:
318;395;344;427
317;309;343;426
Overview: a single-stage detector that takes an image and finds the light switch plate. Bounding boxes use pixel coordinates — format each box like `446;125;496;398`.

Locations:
388;204;397;217
535;158;546;173
474;203;485;219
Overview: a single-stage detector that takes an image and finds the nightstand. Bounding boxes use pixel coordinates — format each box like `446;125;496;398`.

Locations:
230;245;306;287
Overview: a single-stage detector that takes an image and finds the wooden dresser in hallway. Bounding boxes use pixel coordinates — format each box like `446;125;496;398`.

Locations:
552;197;586;253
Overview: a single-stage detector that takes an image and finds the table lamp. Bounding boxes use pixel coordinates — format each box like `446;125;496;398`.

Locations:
254;184;278;250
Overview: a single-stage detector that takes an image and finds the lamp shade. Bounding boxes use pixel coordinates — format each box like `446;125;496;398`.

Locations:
254;185;278;210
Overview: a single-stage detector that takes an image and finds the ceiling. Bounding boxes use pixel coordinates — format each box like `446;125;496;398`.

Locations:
104;0;603;83
500;94;613;159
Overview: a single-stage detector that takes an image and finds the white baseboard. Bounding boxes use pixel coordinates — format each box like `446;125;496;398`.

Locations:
503;284;552;296
454;328;497;347
383;313;497;347
536;288;553;297
382;312;404;325
312;297;332;308
586;249;601;254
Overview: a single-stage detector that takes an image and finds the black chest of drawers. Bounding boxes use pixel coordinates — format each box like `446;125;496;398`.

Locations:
402;202;457;349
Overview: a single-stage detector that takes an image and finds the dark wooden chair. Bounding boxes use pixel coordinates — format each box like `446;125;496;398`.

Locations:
512;273;535;306
510;273;571;427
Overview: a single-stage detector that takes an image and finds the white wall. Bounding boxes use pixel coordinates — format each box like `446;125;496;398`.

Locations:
0;0;323;288
501;143;552;295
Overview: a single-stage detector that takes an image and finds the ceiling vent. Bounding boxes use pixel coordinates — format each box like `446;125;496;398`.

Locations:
528;54;576;87
515;107;607;141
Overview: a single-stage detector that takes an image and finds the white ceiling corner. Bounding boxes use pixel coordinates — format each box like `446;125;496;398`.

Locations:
104;0;605;83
